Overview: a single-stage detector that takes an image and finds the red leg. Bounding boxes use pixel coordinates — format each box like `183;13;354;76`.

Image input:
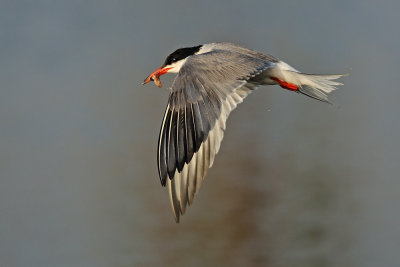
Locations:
271;77;298;91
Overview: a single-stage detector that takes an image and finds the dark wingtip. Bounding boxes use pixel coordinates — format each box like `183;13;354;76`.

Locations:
173;208;180;223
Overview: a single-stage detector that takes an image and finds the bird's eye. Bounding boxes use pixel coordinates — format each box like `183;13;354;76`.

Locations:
172;58;177;62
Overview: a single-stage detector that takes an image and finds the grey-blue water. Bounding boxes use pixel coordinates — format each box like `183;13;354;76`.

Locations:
1;1;399;266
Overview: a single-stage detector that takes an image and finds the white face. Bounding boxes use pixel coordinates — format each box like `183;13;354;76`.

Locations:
164;58;189;73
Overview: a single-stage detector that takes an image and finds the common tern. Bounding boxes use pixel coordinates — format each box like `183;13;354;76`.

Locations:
143;42;344;222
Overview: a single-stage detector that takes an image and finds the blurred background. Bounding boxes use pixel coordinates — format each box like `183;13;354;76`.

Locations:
1;1;399;266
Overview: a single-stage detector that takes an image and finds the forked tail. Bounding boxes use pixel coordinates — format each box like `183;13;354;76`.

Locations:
270;61;346;103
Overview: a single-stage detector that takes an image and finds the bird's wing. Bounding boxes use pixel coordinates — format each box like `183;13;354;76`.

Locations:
158;50;276;222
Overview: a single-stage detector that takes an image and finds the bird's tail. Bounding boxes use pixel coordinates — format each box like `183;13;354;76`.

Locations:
270;61;346;103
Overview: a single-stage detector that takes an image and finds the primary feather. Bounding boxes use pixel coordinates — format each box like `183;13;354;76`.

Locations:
152;42;344;222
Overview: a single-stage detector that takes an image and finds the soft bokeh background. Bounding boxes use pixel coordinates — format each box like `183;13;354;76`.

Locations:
1;1;399;266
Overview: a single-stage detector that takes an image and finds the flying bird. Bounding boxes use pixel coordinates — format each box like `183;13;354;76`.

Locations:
143;42;344;222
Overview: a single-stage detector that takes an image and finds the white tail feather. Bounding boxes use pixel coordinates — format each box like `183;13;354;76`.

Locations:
296;73;344;103
270;61;345;103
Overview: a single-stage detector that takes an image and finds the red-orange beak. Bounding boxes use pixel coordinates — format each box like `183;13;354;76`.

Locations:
142;67;173;86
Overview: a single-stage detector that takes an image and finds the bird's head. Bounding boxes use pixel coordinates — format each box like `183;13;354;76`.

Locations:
142;45;202;87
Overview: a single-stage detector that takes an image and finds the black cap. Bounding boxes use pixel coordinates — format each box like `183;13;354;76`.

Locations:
162;45;202;67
